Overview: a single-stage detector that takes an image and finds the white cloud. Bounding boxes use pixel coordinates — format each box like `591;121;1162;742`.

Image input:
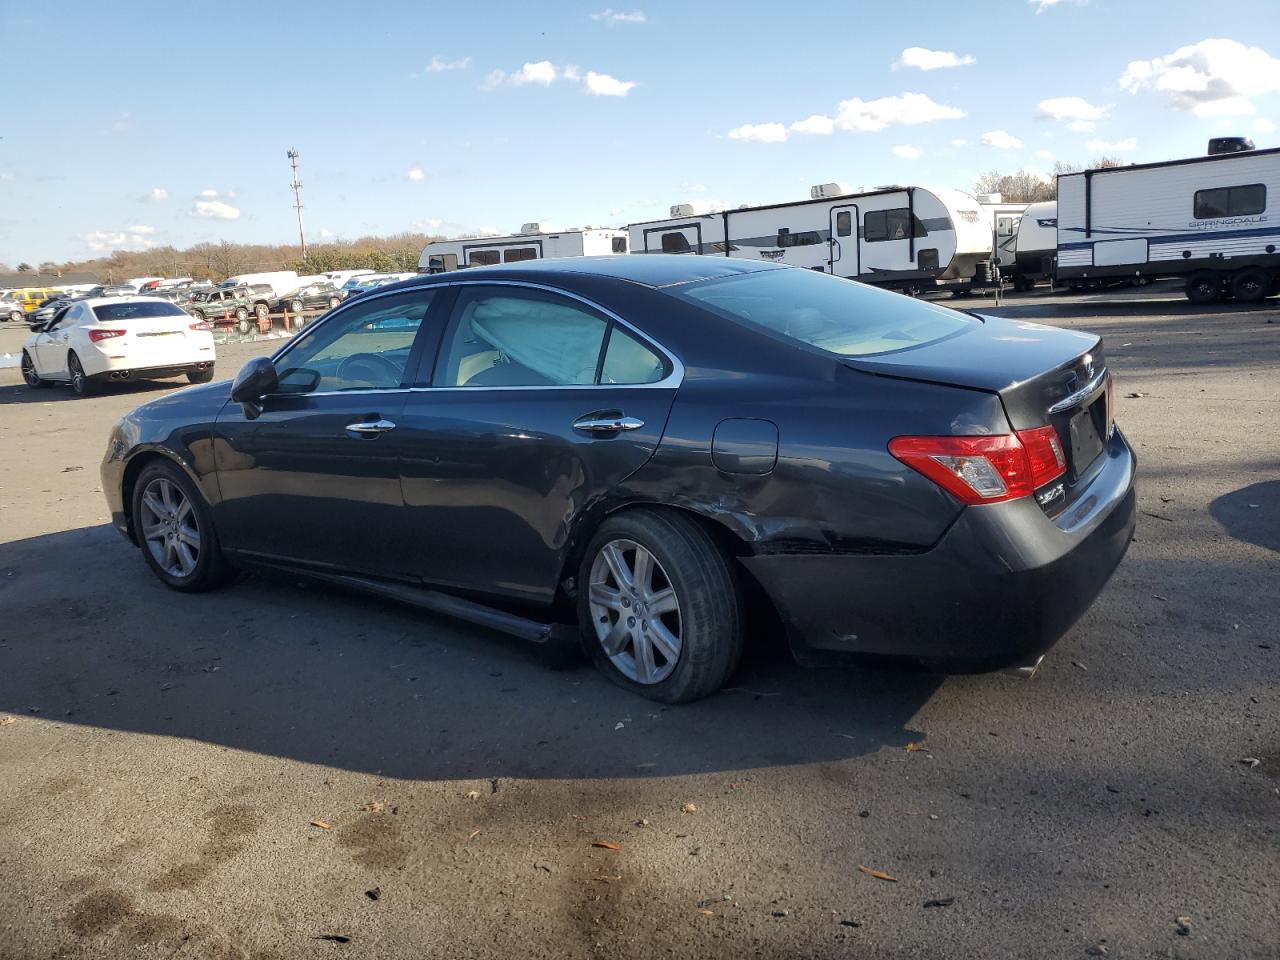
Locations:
200;188;219;199
406;167;426;181
1119;39;1280;116
0;172;14;181
192;200;240;220
681;182;707;193
82;225;159;253
1034;96;1112;132
584;71;636;96
791;114;835;135
894;47;975;70
834;92;965;132
1254;118;1277;133
591;8;646;24
413;218;445;230
1086;137;1137;152
425;55;470;73
1030;0;1085;11
512;60;558;86
141;187;168;202
1035;148;1055;159
318;228;335;239
982;129;1024;149
892;145;922;159
728;122;788;143
951;138;968;146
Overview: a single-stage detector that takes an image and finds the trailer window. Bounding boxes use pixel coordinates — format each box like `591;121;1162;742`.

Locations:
835;211;852;237
777;228;823;248
1194;184;1266;218
661;232;692;253
469;250;501;266
503;247;538;263
612;236;628;254
864;208;927;243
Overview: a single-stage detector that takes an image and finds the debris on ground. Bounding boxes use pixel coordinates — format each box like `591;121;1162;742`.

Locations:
362;801;385;813
62;466;83;473
0;717;16;726
534;861;556;873
681;803;698;814
839;919;862;928
635;818;649;827
365;887;380;901
905;742;925;752
1176;916;1192;936
310;820;333;830
1240;758;1261;768
1125;392;1147;398
465;790;480;800
1072;661;1088;671
591;841;620;850
592;875;621;882
313;934;351;943
1085;945;1108;956
857;865;898;882
923;897;955;908
467;830;480;841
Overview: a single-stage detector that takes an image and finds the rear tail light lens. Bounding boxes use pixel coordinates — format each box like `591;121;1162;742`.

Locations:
88;328;126;342
889;427;1067;505
189;321;212;331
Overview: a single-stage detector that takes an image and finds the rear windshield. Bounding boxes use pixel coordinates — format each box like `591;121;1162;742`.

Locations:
92;301;188;322
672;267;973;357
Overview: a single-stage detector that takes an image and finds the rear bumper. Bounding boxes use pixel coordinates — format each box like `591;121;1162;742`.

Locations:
741;428;1137;671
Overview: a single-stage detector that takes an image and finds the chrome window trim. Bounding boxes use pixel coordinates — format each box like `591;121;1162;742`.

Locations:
1047;367;1108;415
269;277;685;394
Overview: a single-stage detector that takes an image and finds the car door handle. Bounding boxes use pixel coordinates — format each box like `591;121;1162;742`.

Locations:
346;419;397;436
572;415;645;434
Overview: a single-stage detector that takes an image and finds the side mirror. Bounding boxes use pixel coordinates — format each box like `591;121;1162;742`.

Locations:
230;356;278;408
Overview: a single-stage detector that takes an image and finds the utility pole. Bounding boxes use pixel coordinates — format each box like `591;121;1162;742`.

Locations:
287;148;306;260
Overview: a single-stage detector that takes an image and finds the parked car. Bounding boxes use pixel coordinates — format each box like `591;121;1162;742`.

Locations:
185;284;275;332
2;287;64;321
277;281;343;316
27;294;83;329
22;296;215;397
101;257;1136;702
340;272;419;301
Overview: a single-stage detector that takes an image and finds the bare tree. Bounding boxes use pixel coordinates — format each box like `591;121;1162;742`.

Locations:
16;262;32;273
973;170;1055;203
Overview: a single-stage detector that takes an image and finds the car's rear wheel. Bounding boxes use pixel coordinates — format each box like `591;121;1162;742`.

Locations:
68;352;97;397
1230;268;1269;303
329;296;340;309
579;509;742;703
255;303;270;321
1185;272;1221;304
291;298;303;314
133;461;234;592
236;317;252;335
188;309;205;321
235;306;250;322
187;366;215;384
21;350;47;389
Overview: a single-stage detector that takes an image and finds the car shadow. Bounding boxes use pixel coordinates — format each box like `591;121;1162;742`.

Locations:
1210;480;1280;554
0;525;942;781
0;378;181;404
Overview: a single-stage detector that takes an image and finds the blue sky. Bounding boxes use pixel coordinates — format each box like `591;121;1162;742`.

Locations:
3;0;1279;264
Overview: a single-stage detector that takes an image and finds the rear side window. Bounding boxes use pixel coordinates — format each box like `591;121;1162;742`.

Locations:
469;250;501;266
611;236;628;254
1193;184;1266;218
660;232;691;253
92;301;187;322
600;326;666;384
672;267;973;357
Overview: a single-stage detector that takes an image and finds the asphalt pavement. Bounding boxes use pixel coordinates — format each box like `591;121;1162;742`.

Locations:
0;290;1276;959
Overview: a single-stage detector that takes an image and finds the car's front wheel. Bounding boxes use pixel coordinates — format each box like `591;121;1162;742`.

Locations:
68;352;97;397
578;509;742;703
21;350;48;388
132;461;234;592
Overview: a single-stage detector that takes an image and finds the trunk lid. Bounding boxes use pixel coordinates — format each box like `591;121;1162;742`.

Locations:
845;313;1112;513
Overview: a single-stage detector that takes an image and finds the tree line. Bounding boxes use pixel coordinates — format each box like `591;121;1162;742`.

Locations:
973;157;1125;203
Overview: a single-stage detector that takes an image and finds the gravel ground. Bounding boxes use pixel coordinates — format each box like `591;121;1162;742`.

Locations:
0;291;1277;960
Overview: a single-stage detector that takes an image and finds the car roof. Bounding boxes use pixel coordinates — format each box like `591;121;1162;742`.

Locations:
77;295;177;307
404;254;788;290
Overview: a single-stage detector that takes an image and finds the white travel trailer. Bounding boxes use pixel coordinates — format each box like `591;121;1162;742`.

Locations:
976;194;1029;276
1056;141;1280;302
626;184;995;294
219;271;301;297
1007;200;1057;290
419;225;628;273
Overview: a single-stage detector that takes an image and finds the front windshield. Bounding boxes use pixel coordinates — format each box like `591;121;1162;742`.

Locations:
671;267;974;357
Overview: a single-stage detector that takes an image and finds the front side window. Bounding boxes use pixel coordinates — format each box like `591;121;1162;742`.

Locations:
469;250;501;266
435;287;608;387
864;208;928;243
672;267;972;357
661;232;691;253
275;288;436;393
1193;183;1266;218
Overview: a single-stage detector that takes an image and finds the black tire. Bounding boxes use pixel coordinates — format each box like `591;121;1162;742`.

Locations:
255;303;270;320
1186;272;1221;304
235;306;249;322
21;350;48;389
187;367;215;384
291;299;304;314
329;296;341;309
188;309;205;322
68;352;98;397
1230;269;1269;303
236;318;252;335
131;460;235;592
578;509;742;703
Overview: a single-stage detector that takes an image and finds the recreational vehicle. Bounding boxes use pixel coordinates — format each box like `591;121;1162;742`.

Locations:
626;184;995;295
419;225;628;273
1008;200;1057;290
976;194;1029;279
1056;140;1280;302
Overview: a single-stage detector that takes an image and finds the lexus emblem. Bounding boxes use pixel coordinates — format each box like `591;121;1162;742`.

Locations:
1082;353;1095;379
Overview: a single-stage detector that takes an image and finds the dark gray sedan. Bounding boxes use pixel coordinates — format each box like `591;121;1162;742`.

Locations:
102;256;1136;702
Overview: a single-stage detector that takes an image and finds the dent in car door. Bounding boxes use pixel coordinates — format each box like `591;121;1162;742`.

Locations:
396;283;680;604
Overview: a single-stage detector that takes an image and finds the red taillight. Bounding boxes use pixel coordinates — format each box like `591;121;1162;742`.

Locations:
189;321;212;331
889;427;1067;505
88;328;126;342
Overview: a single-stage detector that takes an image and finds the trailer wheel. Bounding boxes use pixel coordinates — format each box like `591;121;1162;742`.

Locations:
1185;272;1221;304
1230;269;1269;303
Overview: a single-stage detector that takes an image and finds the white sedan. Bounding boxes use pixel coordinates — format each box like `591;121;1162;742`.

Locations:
21;296;216;397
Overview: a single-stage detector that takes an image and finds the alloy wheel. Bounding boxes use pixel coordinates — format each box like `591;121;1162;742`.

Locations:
588;538;682;684
21;352;39;387
139;477;201;579
70;355;85;394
